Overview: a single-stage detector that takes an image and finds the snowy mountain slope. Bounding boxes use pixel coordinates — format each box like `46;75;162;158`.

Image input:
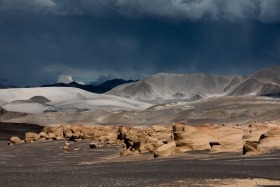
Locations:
0;87;94;102
0;87;151;114
2;101;55;114
0;100;7;106
229;79;264;96
250;65;280;84
258;83;280;96
108;73;244;101
107;66;280;102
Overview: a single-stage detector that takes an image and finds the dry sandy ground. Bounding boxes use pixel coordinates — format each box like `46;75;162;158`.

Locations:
1;139;280;187
1;112;280;186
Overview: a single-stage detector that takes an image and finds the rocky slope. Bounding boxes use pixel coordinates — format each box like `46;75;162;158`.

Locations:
107;66;280;102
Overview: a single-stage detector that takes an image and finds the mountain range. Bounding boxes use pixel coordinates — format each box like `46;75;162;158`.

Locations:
1;66;280;103
0;79;137;93
41;79;137;93
107;66;280;102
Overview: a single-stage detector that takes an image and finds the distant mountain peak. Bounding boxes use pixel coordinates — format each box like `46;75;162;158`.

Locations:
107;65;280;103
40;79;137;94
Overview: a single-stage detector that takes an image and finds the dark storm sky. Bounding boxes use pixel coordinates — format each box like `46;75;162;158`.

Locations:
0;0;280;86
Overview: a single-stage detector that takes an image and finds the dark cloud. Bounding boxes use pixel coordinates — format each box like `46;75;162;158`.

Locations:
0;1;279;86
1;0;280;22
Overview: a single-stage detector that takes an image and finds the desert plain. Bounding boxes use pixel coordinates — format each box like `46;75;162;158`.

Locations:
1;67;280;186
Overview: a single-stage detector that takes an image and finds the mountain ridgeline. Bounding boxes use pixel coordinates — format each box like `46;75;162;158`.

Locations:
41;79;137;94
107;66;280;102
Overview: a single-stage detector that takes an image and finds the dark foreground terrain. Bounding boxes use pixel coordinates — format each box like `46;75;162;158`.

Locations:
0;122;43;141
1;139;280;187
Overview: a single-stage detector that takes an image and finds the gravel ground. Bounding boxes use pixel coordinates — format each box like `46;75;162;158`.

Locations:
0;140;280;187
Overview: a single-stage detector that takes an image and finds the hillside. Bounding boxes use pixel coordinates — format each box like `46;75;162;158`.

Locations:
0;87;151;114
107;66;280;102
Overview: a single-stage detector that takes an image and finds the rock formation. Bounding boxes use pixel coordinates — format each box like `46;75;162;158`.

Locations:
8;122;280;158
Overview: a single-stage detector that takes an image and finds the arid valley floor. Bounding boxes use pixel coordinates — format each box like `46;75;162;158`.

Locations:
1;96;280;186
1;67;280;186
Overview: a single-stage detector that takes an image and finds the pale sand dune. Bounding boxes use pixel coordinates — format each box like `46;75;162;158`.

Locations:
2;101;55;114
0;87;93;102
0;87;151;114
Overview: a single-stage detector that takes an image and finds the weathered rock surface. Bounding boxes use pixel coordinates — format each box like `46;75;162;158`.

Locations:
43;125;64;138
243;141;258;155
258;128;280;153
8;122;280;158
25;132;38;143
9;136;23;144
154;141;176;158
63;142;71;151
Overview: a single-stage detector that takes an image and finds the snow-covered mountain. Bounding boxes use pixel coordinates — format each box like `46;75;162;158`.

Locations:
0;87;151;114
107;66;280;102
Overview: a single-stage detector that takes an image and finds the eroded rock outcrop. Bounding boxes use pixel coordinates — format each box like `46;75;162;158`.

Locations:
154;141;176;158
242;125;280;155
117;125;173;157
9;136;24;145
25;132;39;143
8;122;280;158
257;128;280;153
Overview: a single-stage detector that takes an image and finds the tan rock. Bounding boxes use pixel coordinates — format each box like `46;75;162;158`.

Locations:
173;124;199;152
152;125;167;132
120;149;133;156
258;128;280;153
208;125;244;152
64;130;73;139
25;132;37;143
48;133;57;140
173;123;196;133
72;131;81;139
39;138;46;141
99;132;118;143
107;140;118;145
139;143;154;153
210;141;243;153
45;134;51;140
63;145;70;151
99;136;107;142
44;125;64;138
119;126;128;135
9;136;22;144
154;141;176;158
242;129;269;143
81;129;96;140
34;134;40;141
125;130;139;143
243;141;258;155
38;132;47;138
65;142;71;147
